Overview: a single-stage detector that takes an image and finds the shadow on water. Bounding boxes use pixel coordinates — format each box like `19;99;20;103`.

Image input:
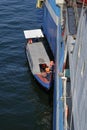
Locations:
24;56;53;130
31;77;53;130
0;0;53;129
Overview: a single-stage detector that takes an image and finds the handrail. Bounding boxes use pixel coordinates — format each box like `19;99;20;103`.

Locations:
62;76;68;130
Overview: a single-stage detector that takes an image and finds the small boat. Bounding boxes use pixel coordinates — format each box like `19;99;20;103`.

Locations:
24;29;54;90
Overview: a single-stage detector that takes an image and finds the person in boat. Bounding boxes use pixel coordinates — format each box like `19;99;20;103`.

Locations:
49;60;54;81
41;62;54;80
41;71;47;78
41;64;48;78
40;63;47;72
28;38;33;44
45;67;51;81
49;60;54;71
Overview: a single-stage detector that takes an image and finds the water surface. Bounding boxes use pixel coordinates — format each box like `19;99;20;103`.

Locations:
0;0;52;130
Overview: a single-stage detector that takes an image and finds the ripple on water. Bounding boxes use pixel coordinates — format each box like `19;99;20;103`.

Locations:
0;0;52;130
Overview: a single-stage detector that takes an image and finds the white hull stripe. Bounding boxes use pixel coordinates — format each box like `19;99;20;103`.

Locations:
45;0;59;26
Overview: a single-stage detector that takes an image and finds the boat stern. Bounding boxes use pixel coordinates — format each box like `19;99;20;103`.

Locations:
34;74;52;90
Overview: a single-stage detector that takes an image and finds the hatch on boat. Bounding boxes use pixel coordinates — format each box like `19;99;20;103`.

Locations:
24;29;44;39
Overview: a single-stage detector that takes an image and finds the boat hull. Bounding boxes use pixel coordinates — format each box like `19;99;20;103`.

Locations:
34;74;52;90
24;29;53;90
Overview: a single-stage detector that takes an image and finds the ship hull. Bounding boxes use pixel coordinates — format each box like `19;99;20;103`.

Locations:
42;1;64;130
42;0;60;57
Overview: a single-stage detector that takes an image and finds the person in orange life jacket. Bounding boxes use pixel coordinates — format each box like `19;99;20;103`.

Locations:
45;67;50;73
45;67;51;80
49;61;54;71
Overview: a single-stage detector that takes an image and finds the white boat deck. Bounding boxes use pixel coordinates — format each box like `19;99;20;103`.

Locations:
26;42;50;74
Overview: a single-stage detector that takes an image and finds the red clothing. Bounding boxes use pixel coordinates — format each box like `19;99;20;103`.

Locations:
80;0;87;4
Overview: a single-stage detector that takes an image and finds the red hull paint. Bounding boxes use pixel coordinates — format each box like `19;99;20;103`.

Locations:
81;0;87;3
78;0;87;4
37;74;51;84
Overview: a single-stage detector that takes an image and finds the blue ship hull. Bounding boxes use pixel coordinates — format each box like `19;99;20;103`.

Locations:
42;1;65;130
42;0;60;57
36;0;86;130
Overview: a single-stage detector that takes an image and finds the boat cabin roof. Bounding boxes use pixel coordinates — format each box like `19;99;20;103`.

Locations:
24;29;44;39
26;42;50;74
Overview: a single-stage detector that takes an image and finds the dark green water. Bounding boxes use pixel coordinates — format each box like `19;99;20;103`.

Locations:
0;0;52;130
